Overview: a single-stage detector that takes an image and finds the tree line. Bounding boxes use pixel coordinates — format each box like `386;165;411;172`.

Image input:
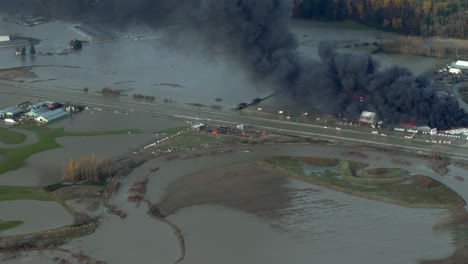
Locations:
294;0;468;38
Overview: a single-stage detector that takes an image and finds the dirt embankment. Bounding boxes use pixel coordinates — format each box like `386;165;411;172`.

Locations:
155;162;294;217
420;246;468;264
0;67;37;80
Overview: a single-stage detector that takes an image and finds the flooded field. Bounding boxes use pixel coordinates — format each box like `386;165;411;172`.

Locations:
49;108;186;133
0;200;73;236
1;12;467;264
0;16;447;108
49;144;464;264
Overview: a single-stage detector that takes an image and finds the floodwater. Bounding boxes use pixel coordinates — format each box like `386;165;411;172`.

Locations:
0;200;73;236
64;207;180;264
57;144;464;264
0;15;448;108
0;13;465;264
0;107;186;187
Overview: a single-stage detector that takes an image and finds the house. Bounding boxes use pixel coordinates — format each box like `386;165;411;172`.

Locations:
35;108;70;123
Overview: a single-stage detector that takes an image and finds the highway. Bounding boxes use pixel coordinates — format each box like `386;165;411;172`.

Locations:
2;78;468;160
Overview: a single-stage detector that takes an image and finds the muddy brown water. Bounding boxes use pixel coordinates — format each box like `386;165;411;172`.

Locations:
0;17;447;108
84;144;461;264
0;200;73;237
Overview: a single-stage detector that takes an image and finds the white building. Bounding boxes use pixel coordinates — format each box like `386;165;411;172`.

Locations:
0;35;10;42
449;68;462;74
359;111;377;124
451;60;468;70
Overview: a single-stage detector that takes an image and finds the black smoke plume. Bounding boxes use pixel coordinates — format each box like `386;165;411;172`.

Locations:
2;0;468;129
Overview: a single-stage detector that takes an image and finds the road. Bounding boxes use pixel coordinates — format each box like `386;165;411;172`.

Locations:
2;78;468;160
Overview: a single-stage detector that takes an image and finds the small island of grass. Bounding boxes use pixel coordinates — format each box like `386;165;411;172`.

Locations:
263;156;465;209
0;125;142;175
0;220;24;232
0;128;27;145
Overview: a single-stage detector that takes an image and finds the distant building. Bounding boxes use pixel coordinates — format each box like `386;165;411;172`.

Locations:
25;107;50;117
0;35;10;42
0;106;24;118
237;124;246;131
449;68;462;74
191;123;206;130
451;60;468;70
35;108;70;123
359;111;377;124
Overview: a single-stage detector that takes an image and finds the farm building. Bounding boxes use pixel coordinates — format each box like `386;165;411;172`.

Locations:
451;60;468;70
25;107;51;117
31;101;47;110
0;106;24;118
191;123;206;130
359;111;377;124
0;35;10;42
449;68;462;74
35;108;70;123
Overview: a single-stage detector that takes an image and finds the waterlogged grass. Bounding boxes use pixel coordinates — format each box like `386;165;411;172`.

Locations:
0;186;55;201
329;21;375;30
0;220;24;232
264;156;465;208
154;126;190;135
168;132;226;149
0;128;26;145
0;125;142;175
153;83;183;88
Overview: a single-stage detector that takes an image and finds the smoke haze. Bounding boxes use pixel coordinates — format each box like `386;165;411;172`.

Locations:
2;0;468;129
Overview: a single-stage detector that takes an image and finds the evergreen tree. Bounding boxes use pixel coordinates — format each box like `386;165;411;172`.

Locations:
29;45;36;55
20;46;26;56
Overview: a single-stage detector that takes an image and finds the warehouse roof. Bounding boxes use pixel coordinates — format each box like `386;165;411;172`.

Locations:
35;108;69;122
451;60;468;69
0;106;20;113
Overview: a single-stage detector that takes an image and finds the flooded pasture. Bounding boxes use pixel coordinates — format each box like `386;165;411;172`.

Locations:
0;16;448;108
59;144;463;264
0;200;73;236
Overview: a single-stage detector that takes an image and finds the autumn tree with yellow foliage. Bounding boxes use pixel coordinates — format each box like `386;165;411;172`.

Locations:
295;0;468;38
62;155;108;183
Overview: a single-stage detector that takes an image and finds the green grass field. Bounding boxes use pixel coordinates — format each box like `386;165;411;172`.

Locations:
0;128;27;145
0;125;142;175
0;186;55;201
264;156;465;208
0;220;24;232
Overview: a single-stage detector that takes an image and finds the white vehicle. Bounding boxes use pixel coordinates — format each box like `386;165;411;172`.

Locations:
4;118;16;124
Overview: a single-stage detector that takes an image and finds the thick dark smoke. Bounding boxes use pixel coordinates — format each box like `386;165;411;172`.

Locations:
2;0;468;129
